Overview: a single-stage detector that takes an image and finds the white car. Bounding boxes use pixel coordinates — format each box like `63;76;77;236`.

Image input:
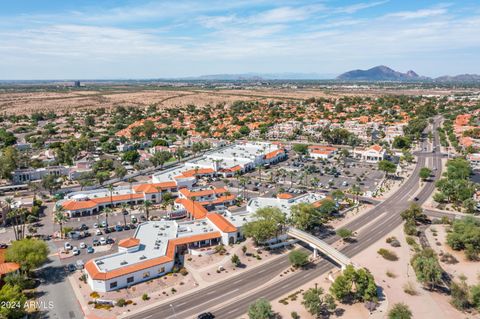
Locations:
99;237;107;245
96;229;102;236
93;223;99;229
64;242;72;250
79;242;86;249
72;247;80;255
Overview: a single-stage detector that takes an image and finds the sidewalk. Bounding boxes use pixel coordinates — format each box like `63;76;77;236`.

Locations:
118;245;292;319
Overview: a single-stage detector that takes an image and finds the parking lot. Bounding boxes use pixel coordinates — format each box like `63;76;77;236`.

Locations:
220;155;384;199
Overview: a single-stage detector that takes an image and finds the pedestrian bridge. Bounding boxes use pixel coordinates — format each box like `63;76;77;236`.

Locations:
286;227;353;269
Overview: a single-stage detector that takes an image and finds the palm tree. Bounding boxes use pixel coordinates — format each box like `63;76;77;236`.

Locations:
28;182;41;202
107;184;115;209
239;177;247;200
103;207;113;228
128;178;135;208
142;200;153;221
289;170;296;188
54;206;68;239
191;196;196;221
120;203;129;226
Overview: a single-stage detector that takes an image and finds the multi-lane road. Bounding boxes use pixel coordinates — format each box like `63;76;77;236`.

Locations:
125;117;444;319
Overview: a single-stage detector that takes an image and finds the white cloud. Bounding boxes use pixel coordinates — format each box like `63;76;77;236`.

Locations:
385;8;448;20
335;0;389;14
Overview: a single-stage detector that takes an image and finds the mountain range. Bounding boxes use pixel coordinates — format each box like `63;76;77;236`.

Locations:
186;66;480;82
337;65;480;82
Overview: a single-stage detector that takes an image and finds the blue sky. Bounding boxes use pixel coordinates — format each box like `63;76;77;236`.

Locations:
0;1;479;79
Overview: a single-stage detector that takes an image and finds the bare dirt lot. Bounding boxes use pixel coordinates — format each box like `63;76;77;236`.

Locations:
0;85;463;115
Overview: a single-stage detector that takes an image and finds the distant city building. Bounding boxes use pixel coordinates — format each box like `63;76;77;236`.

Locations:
74;80;81;87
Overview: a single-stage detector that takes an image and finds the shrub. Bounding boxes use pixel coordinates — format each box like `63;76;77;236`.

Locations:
388;303;412;319
386;270;397;278
291;311;300;319
179;267;189;276
116;298;127;307
90;292;100;299
288;250;309;268
377;248;398;261
142;293;149;301
440;252;458;264
390;239;401;247
403;282;418;295
405;236;416;246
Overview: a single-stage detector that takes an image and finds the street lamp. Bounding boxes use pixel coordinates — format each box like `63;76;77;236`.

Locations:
169;304;177;319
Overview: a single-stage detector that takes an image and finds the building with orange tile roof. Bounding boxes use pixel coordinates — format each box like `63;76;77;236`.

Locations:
0;248;20;279
352;144;386;163
84;216;238;292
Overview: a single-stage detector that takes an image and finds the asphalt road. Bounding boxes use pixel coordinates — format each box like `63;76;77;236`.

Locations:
124;117;444;319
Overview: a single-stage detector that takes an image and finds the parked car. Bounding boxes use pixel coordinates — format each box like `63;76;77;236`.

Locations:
92;239;100;246
106;237;114;245
93;223;99;229
123;225;130;230
87;246;94;254
99;237;107;245
79;224;89;231
197;312;215;319
101;221;108;228
76;259;84;270
72;247;80;255
79;242;86;249
0;243;8;249
67;264;76;272
115;225;123;232
64;242;72;250
96;229;102;236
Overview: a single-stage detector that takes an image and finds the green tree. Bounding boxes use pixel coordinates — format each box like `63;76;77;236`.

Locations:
400;203;426;223
330;265;377;303
6;238;49;273
122;150;140;165
289;203;322;231
231;254;241;267
388;303;412;319
54;206;68;239
331;189;345;202
378;160;396;178
288;250;310;268
0;284;27;319
142;200;153;221
150;150;171;168
41;174;61;195
411;248;442;290
446;217;480;260
392;136;411;149
470;284;480;310
317;199;337;216
302;284;336;318
419;167;432;181
336;228;354;242
463;198;477;215
243;207;286;244
248;298;274;319
292;143;309;155
450;276;470;310
114;165;127;179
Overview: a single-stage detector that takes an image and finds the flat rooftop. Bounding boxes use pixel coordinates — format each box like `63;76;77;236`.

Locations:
93;218;219;273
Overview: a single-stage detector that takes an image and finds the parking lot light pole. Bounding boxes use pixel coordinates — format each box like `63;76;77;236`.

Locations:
170;303;177;319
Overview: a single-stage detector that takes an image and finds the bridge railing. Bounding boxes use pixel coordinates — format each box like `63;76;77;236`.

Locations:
286;227;352;267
